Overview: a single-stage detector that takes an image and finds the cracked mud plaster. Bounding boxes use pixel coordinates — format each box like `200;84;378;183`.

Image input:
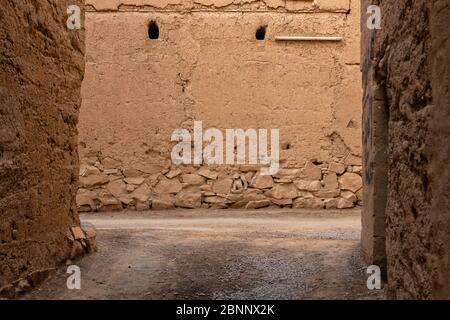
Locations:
0;0;88;296
77;0;362;211
361;0;450;299
85;0;351;13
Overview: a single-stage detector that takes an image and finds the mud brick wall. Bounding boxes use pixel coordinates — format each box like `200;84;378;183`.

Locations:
0;0;88;296
77;0;363;212
360;0;388;271
361;0;450;299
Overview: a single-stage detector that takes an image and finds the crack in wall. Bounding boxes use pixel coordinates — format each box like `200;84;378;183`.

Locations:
85;0;350;14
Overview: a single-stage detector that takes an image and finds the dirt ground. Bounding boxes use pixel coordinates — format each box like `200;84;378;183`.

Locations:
25;209;384;300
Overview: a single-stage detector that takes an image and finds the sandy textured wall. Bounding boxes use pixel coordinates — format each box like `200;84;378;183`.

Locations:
0;0;90;296
362;0;450;299
78;0;362;212
360;0;387;270
429;0;450;299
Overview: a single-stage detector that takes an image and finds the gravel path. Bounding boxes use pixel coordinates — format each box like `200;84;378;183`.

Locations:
25;209;384;300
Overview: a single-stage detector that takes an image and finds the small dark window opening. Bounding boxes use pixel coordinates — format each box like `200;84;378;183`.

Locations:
282;142;291;150
148;21;159;40
256;26;266;41
312;160;323;166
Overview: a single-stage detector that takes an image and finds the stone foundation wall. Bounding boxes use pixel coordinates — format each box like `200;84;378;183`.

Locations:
78;159;363;211
77;0;363;212
0;0;93;296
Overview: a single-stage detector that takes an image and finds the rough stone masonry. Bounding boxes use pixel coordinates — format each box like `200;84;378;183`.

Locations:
77;0;363;212
0;0;95;297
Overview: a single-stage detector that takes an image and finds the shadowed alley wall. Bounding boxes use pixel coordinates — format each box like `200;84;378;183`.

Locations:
0;0;86;295
361;0;450;299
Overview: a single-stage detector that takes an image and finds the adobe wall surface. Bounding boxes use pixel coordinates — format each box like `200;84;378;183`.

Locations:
429;0;450;300
360;0;387;270
361;0;450;299
78;0;363;212
0;0;91;296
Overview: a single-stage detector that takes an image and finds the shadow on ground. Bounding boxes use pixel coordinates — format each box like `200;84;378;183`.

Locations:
25;209;384;300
